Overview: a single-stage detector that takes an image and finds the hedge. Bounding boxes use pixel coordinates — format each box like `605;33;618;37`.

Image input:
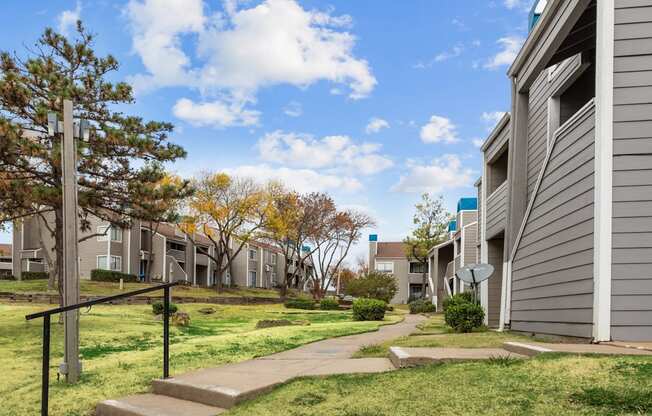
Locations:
152;301;179;315
90;269;139;283
442;292;474;312
352;298;387;321
319;297;340;310
444;300;484;333
21;271;49;281
408;299;437;314
284;297;316;310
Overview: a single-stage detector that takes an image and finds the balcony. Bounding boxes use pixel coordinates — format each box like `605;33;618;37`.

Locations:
167;249;186;263
485;181;508;239
195;253;209;266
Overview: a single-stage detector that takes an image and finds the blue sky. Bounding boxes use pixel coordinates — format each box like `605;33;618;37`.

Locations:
0;0;533;261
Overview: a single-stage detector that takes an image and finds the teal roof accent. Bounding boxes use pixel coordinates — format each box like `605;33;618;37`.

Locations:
369;234;378;242
448;220;457;232
457;197;478;212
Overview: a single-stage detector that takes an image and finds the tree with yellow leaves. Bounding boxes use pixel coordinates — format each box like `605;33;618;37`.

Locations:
179;173;270;292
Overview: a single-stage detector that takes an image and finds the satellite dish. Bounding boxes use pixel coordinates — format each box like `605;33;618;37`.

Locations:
455;263;494;286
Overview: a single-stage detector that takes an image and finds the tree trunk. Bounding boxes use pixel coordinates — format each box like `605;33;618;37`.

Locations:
422;267;428;299
144;222;155;283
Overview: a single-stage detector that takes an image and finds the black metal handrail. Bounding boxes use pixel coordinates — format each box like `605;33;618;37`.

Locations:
25;281;180;416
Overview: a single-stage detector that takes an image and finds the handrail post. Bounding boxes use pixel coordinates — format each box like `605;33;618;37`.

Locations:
41;315;50;416
163;286;170;379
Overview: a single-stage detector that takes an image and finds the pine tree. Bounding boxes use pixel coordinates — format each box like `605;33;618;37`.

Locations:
0;22;187;291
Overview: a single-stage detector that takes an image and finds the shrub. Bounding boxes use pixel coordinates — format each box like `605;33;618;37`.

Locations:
442;292;474;312
409;299;437;314
21;271;48;281
352;298;387;321
444;302;484;333
319;297;340;310
0;274;16;280
90;269;139;283
284;297;316;310
152;301;178;315
344;271;397;303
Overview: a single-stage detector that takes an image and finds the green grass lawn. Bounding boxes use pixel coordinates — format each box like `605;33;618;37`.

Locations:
0;279;281;298
353;314;539;358
226;354;652;416
0;303;401;416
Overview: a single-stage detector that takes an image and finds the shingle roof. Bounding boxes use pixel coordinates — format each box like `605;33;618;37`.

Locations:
376;242;407;258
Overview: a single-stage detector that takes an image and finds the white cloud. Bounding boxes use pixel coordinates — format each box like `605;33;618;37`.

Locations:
392;154;475;193
125;0;376;127
504;0;537;11
484;36;524;70
257;131;393;175
172;98;260;127
472;138;485;148
420;115;459;144
57;1;81;36
365;117;390;134
481;111;507;130
434;45;464;62
283;101;303;117
223;164;362;193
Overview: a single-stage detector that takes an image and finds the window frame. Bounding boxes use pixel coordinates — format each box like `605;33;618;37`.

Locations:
249;248;257;260
375;261;394;274
409;261;428;274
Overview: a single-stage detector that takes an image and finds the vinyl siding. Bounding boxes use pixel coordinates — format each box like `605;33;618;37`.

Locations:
487;238;504;327
611;0;652;341
485;122;510;164
527;55;585;203
511;103;595;339
485;182;508;239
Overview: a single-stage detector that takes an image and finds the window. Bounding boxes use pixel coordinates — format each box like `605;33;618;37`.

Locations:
168;242;185;252
271;253;277;265
409;284;428;301
97;255;121;271
248;271;257;287
249;249;257;260
271;271;277;285
97;225;122;242
409;262;428;274
376;261;394;273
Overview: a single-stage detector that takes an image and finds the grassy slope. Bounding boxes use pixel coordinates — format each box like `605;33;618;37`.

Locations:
226;354;652;416
354;314;538;358
0;303;400;416
0;279;281;298
228;314;652;416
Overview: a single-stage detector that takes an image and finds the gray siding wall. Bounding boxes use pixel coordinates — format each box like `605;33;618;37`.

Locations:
485;123;510;164
511;104;595;338
487;238;504;327
526;55;584;203
486;182;508;239
611;0;652;340
462;224;477;266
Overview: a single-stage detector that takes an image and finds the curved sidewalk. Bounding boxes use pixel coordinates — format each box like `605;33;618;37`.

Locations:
97;314;425;416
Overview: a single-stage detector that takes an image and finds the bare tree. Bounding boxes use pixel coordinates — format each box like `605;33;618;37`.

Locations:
310;209;375;299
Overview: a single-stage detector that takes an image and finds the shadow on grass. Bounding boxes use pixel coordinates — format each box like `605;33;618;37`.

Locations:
570;387;652;414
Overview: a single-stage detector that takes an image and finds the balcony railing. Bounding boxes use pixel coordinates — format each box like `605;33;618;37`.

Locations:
485;180;508;238
166;249;186;263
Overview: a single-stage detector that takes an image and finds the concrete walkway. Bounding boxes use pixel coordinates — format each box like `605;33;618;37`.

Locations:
97;314;425;416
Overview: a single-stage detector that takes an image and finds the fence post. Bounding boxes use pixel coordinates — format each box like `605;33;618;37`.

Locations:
163;286;170;379
41;315;51;416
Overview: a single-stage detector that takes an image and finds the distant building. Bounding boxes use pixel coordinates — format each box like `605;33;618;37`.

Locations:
0;243;12;277
368;235;432;304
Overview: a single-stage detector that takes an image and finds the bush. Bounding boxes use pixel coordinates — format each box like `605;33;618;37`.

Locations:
344;271;397;303
409;299;437;314
21;271;48;281
442;292;474;312
152;301;178;315
319;297;340;310
352;298;387;321
284;297;316;310
0;274;16;280
90;269;139;283
444;302;484;333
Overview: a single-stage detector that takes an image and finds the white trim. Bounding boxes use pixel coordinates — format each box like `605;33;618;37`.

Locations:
193;245;197;286
592;0;614;342
480;156;490;324
162;235;167;282
245;243;249;287
258;247;263;287
374;260;394;274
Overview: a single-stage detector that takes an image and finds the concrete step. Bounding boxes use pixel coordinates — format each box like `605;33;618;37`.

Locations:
502;342;553;357
96;393;225;416
389;346;526;368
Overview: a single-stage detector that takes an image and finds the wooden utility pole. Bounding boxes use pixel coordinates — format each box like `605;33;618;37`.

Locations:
62;99;81;383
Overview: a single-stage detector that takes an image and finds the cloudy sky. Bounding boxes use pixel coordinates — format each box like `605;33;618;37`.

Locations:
0;0;533;261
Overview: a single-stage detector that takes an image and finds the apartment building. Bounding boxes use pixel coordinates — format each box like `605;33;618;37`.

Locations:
477;0;652;341
428;198;478;310
0;243;11;277
368;235;432;304
12;215;298;289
